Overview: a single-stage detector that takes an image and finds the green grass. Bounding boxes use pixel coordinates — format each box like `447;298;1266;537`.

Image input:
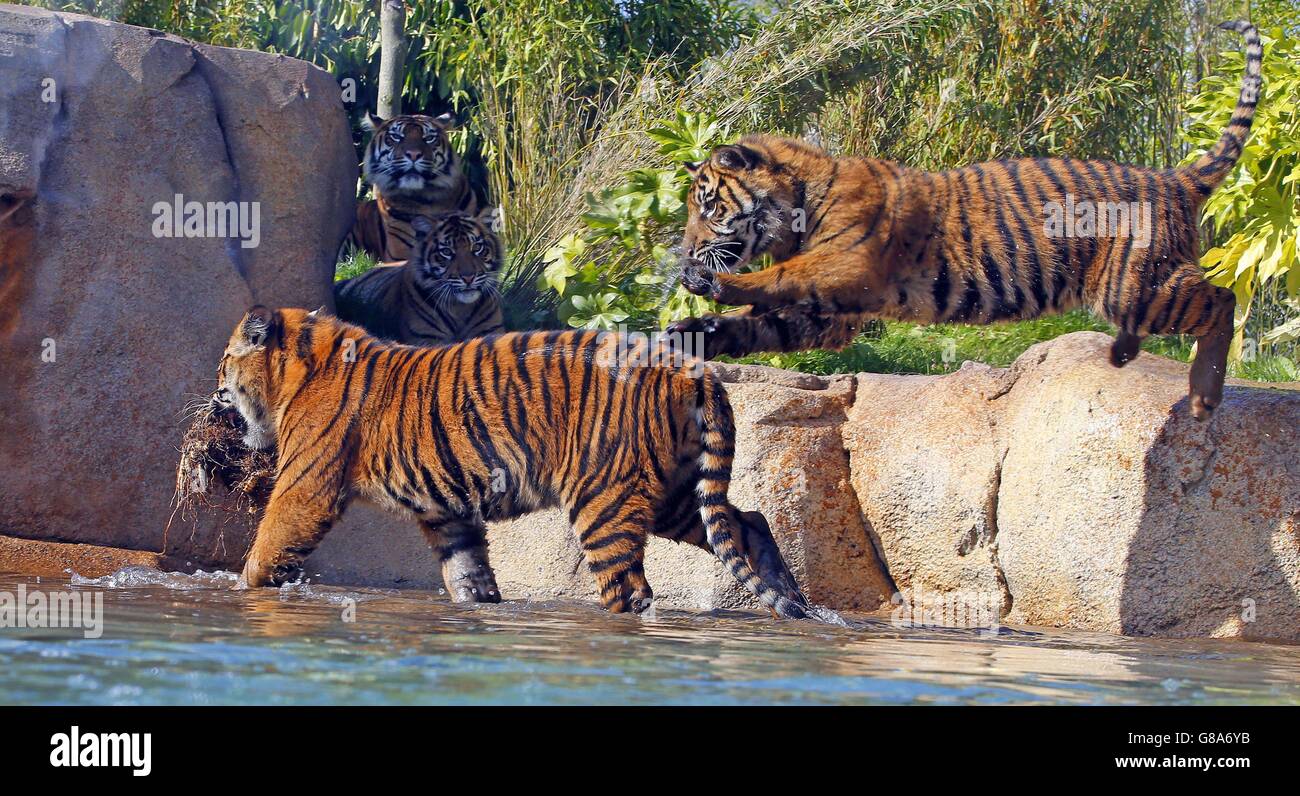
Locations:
733;310;1298;382
335;249;380;282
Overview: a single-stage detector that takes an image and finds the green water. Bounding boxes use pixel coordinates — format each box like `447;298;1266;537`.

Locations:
2;570;1299;705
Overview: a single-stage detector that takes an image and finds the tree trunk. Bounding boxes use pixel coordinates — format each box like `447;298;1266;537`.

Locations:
377;0;407;119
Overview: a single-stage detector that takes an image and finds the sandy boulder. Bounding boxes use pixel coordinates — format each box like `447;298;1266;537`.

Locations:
992;334;1300;641
844;332;1300;641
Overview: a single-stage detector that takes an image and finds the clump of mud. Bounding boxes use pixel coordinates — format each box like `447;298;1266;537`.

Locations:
174;401;276;518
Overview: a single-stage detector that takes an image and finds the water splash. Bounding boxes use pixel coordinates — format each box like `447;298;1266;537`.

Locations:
70;566;239;590
654;244;686;306
275;579;386;606
803;604;851;626
68;565;385;607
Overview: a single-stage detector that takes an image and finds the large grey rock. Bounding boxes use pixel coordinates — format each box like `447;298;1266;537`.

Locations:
0;6;356;556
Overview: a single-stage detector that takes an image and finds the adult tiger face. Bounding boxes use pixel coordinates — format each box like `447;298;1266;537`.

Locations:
411;210;502;305
681;143;803;275
213;307;280;452
363;112;458;195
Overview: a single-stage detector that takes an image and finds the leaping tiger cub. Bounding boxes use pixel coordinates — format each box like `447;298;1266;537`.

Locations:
670;21;1262;420
213;306;808;618
334;210;505;345
341;112;478;262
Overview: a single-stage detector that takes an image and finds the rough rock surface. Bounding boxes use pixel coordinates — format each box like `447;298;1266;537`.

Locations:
992;334;1300;641
0;534;162;578
844;332;1300;641
0;7;356;556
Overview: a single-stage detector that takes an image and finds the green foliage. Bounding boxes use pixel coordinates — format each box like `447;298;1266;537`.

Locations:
1183;27;1300;365
527;0;978;328
812;0;1191;169
539;111;720;329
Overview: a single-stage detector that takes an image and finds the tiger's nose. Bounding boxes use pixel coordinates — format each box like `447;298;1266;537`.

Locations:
462;276;474;286
405;150;423;161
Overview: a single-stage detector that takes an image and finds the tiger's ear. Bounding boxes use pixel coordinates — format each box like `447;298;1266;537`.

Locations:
432;111;457;129
476;205;499;229
712;144;761;171
362;111;384;132
241;305;276;349
683;160;704;177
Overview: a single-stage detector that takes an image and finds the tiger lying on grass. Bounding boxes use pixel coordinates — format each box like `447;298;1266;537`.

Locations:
669;21;1262;420
334;210;505;345
212;306;808;618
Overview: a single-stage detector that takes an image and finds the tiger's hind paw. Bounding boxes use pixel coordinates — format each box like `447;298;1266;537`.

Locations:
739;510;810;619
1109;332;1142;368
443;555;503;604
1190;392;1220;421
770;595;807;620
665;313;731;359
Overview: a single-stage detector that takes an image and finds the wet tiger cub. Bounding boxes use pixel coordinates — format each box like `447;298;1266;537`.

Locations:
341;112;478;262
213;306;808;618
670;22;1261;420
334;210;505;345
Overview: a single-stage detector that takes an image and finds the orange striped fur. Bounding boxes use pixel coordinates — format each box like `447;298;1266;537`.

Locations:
671;21;1262;420
213;307;807;617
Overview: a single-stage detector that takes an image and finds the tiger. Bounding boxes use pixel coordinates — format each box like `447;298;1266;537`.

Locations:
340;111;479;263
334;210;505;345
668;21;1262;421
212;306;808;618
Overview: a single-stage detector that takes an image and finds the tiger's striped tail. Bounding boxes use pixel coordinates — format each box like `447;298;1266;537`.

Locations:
694;375;807;619
1184;21;1263;191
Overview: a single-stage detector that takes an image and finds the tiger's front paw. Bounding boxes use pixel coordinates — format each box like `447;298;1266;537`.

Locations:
665;313;721;336
680;262;722;300
241;553;302;588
